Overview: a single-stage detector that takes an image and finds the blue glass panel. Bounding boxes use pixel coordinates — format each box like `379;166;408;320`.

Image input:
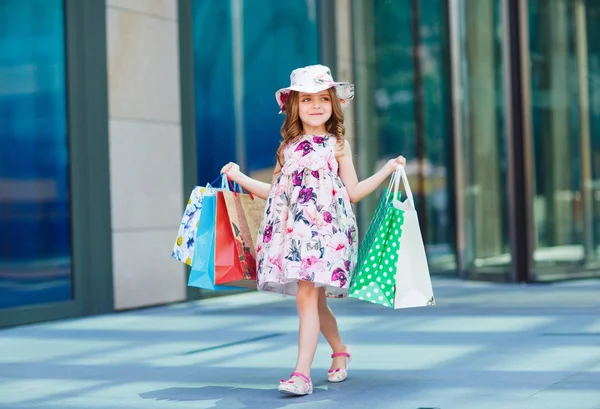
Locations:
372;0;455;271
373;0;416;159
192;0;236;183
242;0;319;174
192;0;319;184
0;0;71;308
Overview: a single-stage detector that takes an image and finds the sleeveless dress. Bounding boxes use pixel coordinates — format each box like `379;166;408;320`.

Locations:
256;134;358;298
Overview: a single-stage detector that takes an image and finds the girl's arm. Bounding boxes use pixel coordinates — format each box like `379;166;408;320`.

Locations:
221;161;281;200
337;141;406;203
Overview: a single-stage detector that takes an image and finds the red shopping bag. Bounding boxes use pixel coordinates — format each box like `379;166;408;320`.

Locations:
222;190;259;279
214;191;256;288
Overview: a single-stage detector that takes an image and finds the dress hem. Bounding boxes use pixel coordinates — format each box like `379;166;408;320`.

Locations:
258;278;349;298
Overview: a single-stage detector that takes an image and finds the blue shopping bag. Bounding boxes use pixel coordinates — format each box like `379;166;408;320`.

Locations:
188;191;241;291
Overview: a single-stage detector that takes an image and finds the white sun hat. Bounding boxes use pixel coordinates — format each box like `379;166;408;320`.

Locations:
275;64;355;114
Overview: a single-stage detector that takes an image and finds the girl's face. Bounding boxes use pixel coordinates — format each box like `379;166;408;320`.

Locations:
297;90;332;134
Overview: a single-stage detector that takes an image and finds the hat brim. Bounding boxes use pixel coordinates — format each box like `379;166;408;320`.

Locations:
275;82;354;114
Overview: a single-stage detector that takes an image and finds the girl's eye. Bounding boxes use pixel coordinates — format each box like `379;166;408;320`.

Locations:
322;97;330;101
302;98;311;102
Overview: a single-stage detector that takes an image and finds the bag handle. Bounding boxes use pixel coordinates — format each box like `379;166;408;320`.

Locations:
220;174;240;192
385;167;399;202
392;165;416;210
220;174;254;199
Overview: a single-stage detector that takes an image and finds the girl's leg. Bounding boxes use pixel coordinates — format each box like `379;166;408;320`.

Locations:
318;288;348;371
293;280;321;380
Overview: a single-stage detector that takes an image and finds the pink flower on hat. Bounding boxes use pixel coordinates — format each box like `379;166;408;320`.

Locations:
279;91;290;112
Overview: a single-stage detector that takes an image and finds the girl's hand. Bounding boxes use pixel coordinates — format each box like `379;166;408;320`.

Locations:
384;155;407;175
220;162;242;181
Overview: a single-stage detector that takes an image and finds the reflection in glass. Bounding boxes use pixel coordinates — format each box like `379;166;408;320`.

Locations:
528;0;594;268
369;0;455;273
0;0;71;308
242;0;319;182
527;0;600;271
192;0;319;184
455;0;510;270
192;0;236;183
587;1;600;261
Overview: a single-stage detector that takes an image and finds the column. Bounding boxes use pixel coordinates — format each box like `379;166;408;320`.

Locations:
106;0;185;310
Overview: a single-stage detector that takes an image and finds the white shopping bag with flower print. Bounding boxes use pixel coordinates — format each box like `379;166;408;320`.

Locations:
171;186;207;266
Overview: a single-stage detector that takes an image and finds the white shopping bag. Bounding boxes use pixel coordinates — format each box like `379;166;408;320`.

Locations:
391;166;436;308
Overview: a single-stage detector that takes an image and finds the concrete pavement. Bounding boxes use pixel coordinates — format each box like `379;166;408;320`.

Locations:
0;278;599;409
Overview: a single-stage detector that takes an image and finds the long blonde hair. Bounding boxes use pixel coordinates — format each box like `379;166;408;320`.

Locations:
276;87;345;167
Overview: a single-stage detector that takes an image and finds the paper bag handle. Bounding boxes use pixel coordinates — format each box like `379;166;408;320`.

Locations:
220;174;255;199
392;165;415;210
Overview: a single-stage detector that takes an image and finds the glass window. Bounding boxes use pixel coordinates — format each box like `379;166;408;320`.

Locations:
365;0;455;273
192;0;236;184
243;0;319;181
0;0;71;309
454;0;511;272
418;1;455;272
588;1;600;261
192;0;319;184
528;0;600;273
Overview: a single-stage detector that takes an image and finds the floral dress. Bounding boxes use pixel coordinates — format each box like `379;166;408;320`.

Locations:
256;134;358;297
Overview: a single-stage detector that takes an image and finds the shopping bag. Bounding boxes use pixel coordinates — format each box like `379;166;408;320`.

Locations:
171;186;207;266
392;167;435;308
238;194;266;250
349;166;435;308
214;176;257;288
222;190;257;279
188;190;240;291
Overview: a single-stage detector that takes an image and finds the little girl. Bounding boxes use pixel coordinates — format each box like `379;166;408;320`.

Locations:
221;64;405;395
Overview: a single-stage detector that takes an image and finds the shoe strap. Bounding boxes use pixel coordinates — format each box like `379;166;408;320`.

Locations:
331;351;351;358
290;371;311;385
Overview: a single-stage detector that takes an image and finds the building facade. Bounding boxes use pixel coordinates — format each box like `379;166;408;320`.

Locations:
1;0;599;328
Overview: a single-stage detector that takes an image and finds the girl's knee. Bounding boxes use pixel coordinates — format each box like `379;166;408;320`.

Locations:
297;281;319;302
317;288;328;311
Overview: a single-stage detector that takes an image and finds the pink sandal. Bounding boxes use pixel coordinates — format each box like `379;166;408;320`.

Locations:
278;371;313;395
328;348;351;383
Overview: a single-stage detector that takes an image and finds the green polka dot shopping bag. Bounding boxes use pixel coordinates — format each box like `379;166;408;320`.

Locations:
349;166;435;309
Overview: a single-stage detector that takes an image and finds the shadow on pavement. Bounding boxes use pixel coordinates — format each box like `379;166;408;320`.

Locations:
139;384;342;409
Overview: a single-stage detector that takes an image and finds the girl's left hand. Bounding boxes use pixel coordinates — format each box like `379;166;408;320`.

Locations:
384;155;407;175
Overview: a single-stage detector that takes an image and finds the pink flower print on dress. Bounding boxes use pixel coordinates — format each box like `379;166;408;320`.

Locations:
255;132;358;298
295;140;314;156
301;256;319;269
292;170;303;187
273;181;286;197
327;233;347;252
304;207;329;229
312;135;325;144
301;256;327;274
294;221;313;240
268;254;282;273
332;268;347;287
263;224;273;243
298;187;313;204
